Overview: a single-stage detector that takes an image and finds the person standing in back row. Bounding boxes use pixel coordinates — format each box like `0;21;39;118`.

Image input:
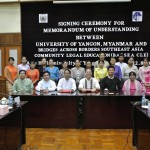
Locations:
71;59;85;87
139;58;150;93
4;57;18;95
122;57;139;81
26;61;40;88
17;56;30;72
59;60;69;79
38;57;48;80
110;57;122;79
115;53;127;74
45;58;60;83
94;52;109;69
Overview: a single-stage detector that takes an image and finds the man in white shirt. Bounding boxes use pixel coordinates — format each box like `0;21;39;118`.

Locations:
57;68;76;92
115;54;127;74
35;71;56;94
78;69;100;92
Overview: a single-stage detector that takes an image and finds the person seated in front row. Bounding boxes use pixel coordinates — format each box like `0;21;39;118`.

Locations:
100;66;122;92
57;68;76;93
38;57;48;80
78;69;100;92
122;71;143;95
12;70;33;95
35;71;56;94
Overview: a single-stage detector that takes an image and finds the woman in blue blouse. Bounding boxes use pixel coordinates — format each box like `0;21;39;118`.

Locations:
45;58;60;82
109;57;122;79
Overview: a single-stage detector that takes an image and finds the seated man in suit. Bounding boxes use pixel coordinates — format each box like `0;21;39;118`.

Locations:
78;69;100;92
100;66;122;92
12;70;33;95
35;71;56;94
57;68;76;93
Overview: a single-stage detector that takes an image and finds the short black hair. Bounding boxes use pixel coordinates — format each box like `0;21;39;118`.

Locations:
98;60;104;64
85;68;92;72
119;53;124;57
64;68;71;74
43;71;50;76
86;60;91;64
99;52;105;55
129;71;136;77
19;70;26;74
22;56;27;60
107;66;115;71
9;57;15;61
41;57;47;61
30;61;36;64
128;57;134;61
143;57;149;62
110;57;116;61
75;59;80;62
49;58;54;62
62;60;68;64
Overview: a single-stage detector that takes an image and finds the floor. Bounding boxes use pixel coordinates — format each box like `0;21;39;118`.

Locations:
21;128;137;150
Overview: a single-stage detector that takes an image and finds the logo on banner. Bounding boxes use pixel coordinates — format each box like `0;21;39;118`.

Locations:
132;11;143;22
39;14;48;23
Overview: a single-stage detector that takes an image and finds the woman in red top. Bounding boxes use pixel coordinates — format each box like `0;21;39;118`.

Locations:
26;61;40;88
4;57;18;95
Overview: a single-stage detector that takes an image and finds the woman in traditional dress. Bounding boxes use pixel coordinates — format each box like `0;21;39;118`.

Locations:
122;71;143;95
4;57;18;95
139;58;150;93
26;61;40;88
94;60;108;82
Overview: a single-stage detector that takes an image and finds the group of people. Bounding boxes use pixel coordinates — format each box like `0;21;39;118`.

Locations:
4;52;150;95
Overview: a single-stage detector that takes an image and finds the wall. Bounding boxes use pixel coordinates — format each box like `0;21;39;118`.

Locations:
0;3;20;33
0;3;21;96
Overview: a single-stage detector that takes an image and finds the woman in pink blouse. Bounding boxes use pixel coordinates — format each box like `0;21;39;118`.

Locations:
122;71;143;95
139;58;150;93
